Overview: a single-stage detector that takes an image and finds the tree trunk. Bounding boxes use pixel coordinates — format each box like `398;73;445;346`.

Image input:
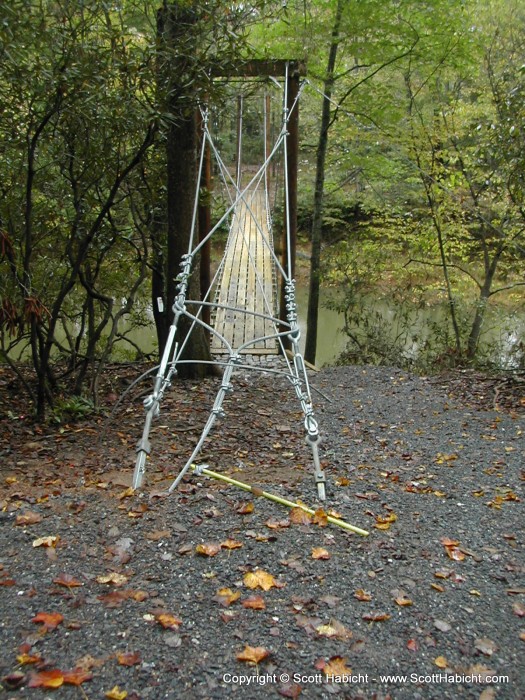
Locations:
161;1;213;378
304;0;343;365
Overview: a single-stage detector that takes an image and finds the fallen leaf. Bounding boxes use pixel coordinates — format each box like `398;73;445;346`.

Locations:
312;509;328;527
31;612;64;630
362;612;390;622
214;588;241;607
28;669;64;688
320;655;352;676
244;570;282;591
145;530;171;541
278;681;302;698
311;547;330;560
32;535;59;548
315;619;351;639
236;645;270;664
195;542;221;557
53;573;83;588
354;589;372;602
242;596;266;610
434;656;448;668
62;669;93;685
221;539;243;550
116;651;141;667
289;508;312;525
374;513;398;530
395;595;413;607
16;653;42;665
96;573;129;586
236;502;254;514
155;613;182;629
265;517;290;529
474;638;498;657
407;639;419;651
512;602;525;617
105;686;128;700
15;512;42;526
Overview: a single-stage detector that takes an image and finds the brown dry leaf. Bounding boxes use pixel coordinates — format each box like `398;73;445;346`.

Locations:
237;501;254;514
519;631;525;642
15;512;42;526
53;573;83;589
440;537;460;547
354;589;372;602
32;535;59;548
221;539;243;550
75;655;106;672
289;507;312;525
278;681;302;698
195;542;221;557
242;596;266;610
244;570;282;591
127;589;149;602
395;595;413;607
315;619;351;640
236;645;270;664
28;669;64;688
474;638;498;656
446;547;466;561
322;655;352;677
362;612;391;622
312;509;328;527
96;573;129;586
434;656;448;668
214;588;241;607
374;512;398;530
105;686;128;700
155;613;182;630
116;651;141;667
31;612;64;630
407;639;419;651
118;487;135;500
512;602;525;617
311;547;330;560
145;530;171;541
265;517;290;530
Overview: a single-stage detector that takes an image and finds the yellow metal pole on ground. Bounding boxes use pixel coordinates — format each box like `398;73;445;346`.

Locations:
192;465;369;536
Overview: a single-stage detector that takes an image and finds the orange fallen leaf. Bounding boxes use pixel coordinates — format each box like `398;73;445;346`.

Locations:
62;669;93;686
395;595;413;607
407;639;419;651
155;613;182;629
242;595;266;610
374;513;398;530
215;588;241;607
354;589;372;602
362;612;391;622
195;542;221;557
221;539;243;550
311;547;330;560
446;547;465;562
236;645;270;664
105;686;128;700
319;655;352;676
28;669;64;688
32;612;64;630
312;509;328;527
237;501;254;514
243;570;282;591
434;656;448;668
16;653;42;665
289;508;312;525
116;651;141;667
53;573;83;588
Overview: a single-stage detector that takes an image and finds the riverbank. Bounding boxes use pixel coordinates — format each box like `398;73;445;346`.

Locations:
0;363;523;699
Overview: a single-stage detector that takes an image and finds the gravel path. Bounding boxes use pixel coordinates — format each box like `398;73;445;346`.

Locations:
0;365;523;700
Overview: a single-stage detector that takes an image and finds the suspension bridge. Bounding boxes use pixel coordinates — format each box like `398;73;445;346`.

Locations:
132;61;327;500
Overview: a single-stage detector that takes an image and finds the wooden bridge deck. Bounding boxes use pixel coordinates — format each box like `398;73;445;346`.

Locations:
211;188;278;355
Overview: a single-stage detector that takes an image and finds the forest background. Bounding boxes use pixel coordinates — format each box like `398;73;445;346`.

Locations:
0;0;524;421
